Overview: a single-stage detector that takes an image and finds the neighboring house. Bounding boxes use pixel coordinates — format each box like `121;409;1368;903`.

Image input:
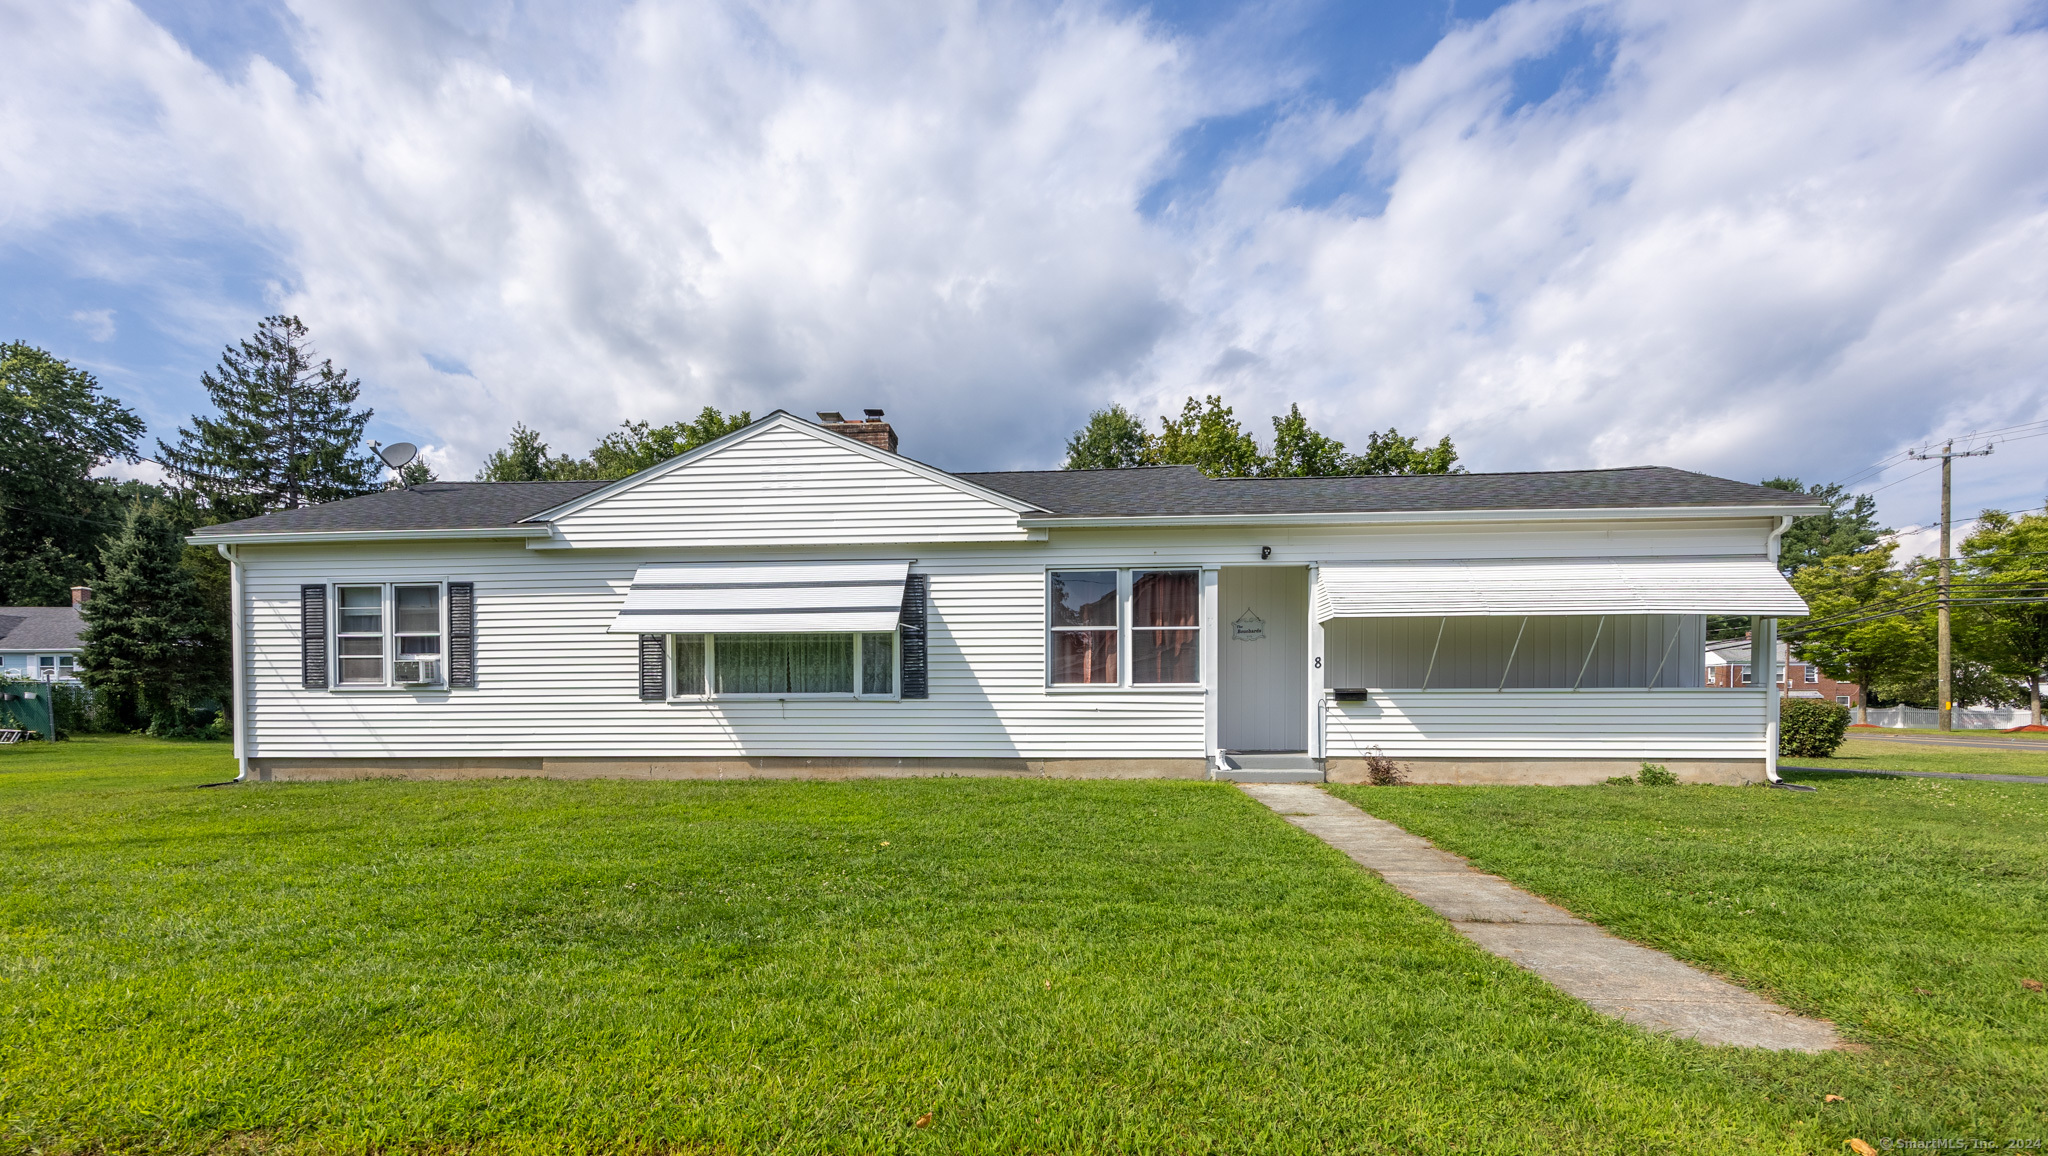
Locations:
0;589;89;682
1705;637;1862;708
189;411;1822;786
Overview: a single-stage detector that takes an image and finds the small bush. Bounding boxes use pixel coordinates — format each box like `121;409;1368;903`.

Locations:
1604;775;1636;786
1637;761;1677;787
1780;698;1851;758
1361;747;1408;786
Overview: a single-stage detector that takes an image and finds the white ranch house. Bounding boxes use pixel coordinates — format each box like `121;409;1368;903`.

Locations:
191;412;1821;785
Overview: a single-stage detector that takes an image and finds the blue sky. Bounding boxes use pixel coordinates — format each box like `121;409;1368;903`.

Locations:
4;0;2047;553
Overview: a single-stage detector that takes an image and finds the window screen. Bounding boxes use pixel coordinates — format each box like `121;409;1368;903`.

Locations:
1050;571;1118;684
336;586;384;684
394;585;441;658
715;633;854;694
860;632;895;695
1130;570;1199;684
674;635;706;695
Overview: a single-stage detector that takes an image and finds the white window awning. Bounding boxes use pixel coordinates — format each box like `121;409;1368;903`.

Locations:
1313;555;1809;620
607;560;911;634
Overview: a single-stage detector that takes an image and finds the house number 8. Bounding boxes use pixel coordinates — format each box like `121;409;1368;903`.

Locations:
1314;657;1322;668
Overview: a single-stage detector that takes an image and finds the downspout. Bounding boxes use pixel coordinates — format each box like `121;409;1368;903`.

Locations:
1761;517;1814;789
1759;615;1780;784
217;544;248;783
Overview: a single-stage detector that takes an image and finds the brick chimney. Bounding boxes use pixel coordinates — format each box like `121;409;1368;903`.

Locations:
71;586;91;609
816;408;899;454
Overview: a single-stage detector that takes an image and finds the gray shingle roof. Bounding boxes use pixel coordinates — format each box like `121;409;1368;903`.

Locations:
953;465;1815;518
194;464;1811;540
195;481;610;538
0;606;85;652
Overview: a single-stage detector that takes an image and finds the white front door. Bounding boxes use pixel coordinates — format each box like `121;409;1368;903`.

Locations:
1217;566;1309;751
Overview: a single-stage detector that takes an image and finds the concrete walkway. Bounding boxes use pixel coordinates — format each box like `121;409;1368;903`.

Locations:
1241;783;1841;1052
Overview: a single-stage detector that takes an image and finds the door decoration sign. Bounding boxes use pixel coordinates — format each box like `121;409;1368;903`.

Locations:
1232;608;1266;641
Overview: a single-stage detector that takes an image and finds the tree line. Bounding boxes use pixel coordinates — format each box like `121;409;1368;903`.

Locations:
0;316;750;735
1062;397;1461;476
1735;476;2047;722
7;314;2038;730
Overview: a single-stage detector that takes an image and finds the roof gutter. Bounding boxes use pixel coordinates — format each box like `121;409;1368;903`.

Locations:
1017;503;1832;530
186;525;556;547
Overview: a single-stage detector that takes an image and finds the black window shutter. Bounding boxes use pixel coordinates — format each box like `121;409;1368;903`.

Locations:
300;584;328;689
447;582;476;688
899;574;929;699
638;635;667;701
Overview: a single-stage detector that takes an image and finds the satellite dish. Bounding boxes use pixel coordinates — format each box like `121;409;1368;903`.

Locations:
372;441;419;469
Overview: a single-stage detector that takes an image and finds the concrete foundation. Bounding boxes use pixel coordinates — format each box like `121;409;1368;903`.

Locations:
1324;757;1767;786
247;756;1209;783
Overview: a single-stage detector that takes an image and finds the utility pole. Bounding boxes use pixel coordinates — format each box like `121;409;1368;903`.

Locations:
1908;439;1994;732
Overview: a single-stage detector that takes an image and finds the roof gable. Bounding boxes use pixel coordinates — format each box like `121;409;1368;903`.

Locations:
535;413;1036;548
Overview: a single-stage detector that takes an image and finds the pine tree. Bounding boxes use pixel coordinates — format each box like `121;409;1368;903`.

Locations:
1760;478;1888;574
79;505;225;732
386;458;439;489
156;316;381;523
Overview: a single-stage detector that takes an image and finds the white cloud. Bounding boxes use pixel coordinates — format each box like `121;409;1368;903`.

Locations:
4;0;2047;524
93;457;168;485
69;308;117;340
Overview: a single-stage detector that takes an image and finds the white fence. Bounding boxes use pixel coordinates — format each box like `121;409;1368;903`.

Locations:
1860;705;2038;730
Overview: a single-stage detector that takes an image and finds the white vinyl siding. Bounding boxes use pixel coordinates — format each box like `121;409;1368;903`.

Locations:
544;423;1032;548
231;513;1792;762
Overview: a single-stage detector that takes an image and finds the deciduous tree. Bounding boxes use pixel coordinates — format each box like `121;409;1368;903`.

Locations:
1960;509;2048;724
1152;395;1263;478
1062;404;1152;470
1790;545;1934;722
0;342;144;604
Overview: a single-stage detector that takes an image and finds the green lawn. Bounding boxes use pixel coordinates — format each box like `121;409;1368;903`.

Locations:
0;739;2038;1153
1332;772;2048;1149
1801;737;2048;777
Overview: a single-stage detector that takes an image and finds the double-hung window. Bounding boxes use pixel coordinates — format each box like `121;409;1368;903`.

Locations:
670;632;898;698
333;583;445;686
1049;571;1119;684
1047;569;1202;687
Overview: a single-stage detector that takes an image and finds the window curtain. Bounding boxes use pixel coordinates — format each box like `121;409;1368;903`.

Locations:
1132;571;1199;683
715;633;854;694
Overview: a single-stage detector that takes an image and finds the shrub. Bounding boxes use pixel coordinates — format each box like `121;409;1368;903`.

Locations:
1604;774;1636;786
1360;747;1408;786
1637;761;1677;787
1780;698;1851;758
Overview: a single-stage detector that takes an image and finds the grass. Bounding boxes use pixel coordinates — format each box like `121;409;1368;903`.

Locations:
1331;772;2048;1149
1796;738;2048;778
0;739;2036;1153
1850;726;2048;739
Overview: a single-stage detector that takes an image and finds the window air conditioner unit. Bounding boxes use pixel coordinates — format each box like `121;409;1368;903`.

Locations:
393;658;443;686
